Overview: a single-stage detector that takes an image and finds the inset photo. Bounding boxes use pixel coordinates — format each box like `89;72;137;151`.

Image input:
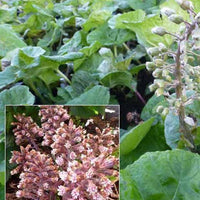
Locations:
6;105;119;200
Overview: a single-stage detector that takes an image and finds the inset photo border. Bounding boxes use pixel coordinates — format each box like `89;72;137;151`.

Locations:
6;105;119;200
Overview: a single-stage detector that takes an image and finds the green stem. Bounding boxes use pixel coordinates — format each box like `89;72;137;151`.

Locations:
56;69;71;84
114;46;118;58
123;43;130;51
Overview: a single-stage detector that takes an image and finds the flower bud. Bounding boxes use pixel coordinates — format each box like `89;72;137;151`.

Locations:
152;68;162;78
152;26;167;36
187;56;195;63
147;47;160;57
195;12;200;23
156;106;164;113
158;43;167;52
176;0;194;10
161;7;176;17
165;75;172;82
169;14;184;24
146;62;156;71
162;69;169;77
154;59;164;67
184;116;195;126
149;83;157;91
192;29;200;40
155;88;164;96
154;79;165;87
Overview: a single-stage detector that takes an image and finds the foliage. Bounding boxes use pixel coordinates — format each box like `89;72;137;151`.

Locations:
1;0;200;199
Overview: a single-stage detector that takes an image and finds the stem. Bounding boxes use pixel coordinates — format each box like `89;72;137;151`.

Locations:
166;32;180;40
56;69;71;84
114;46;118;57
28;137;40;151
123;43;130;51
135;90;146;105
175;38;194;147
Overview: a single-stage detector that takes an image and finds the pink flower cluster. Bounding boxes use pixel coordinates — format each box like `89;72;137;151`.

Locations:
9;106;119;200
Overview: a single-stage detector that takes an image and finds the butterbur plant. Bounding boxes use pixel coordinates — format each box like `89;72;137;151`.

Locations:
146;0;200;149
7;106;119;200
120;1;200;200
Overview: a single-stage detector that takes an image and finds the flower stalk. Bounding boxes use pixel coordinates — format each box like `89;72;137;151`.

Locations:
146;1;200;149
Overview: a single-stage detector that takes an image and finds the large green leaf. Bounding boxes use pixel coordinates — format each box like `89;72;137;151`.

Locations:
71;70;98;95
121;123;169;169
0;86;35;132
83;10;112;32
108;10;146;30
109;10;180;47
128;0;165;11
121;150;200;200
101;71;135;89
74;53;103;72
164;111;181;149
120;170;142;200
87;23;135;46
58;31;83;55
0;24;26;57
0;66;19;90
67;85;110;105
0;7;17;23
120;117;154;155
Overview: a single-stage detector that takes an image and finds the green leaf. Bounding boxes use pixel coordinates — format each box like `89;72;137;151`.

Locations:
70;106;105;119
0;24;26;57
87;23;135;46
67;85;110;105
0;7;17;23
121;123;169;169
120;117;154;155
108;10;146;30
121;150;200;200
83;10;112;32
109;10;180;47
56;86;75;104
0;66;19;90
127;0;165;11
0;86;35;132
164;111;181;149
80;41;102;57
74;53;103;72
58;31;83;55
42;52;84;63
71;70;98;95
120;170;142;200
101;71;135;89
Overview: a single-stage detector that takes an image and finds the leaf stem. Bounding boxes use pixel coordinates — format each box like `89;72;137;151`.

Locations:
56;69;71;84
114;45;118;57
123;43;130;51
135;90;146;105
